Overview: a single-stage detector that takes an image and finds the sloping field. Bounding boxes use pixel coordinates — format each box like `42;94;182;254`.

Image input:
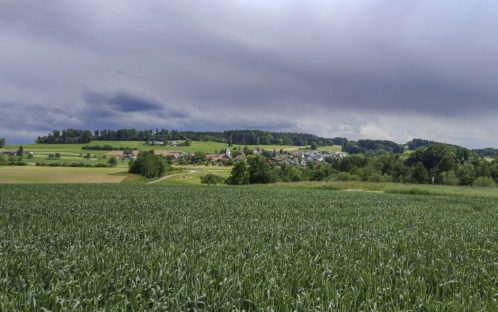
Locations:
5;141;343;155
0;166;127;183
6;141;229;154
0;184;496;310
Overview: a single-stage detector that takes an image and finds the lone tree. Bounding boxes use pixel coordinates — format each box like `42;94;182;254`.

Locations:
16;145;24;157
226;161;250;185
129;150;167;178
0;138;5;148
310;142;318;150
108;156;118;167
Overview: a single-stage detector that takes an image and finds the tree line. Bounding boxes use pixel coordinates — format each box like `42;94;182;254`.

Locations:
342;140;405;156
35;129;347;146
406;139;498;158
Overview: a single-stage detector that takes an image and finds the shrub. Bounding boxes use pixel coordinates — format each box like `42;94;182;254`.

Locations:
331;172;361;181
442;170;460;185
367;173;392;182
108;156;118;167
473;177;496;187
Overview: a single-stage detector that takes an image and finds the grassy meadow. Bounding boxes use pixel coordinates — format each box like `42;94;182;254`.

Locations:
0;184;496;310
5;141;343;155
0;166;127;183
156;165;232;185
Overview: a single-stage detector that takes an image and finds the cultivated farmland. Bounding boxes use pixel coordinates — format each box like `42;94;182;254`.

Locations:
0;185;496;310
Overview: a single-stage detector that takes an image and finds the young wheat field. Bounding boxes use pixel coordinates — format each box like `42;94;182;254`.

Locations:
0;184;496;310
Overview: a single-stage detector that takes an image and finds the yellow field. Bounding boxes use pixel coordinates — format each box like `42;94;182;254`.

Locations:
0;166;127;183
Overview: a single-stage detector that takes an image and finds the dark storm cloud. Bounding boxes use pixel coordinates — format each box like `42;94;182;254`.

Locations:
1;0;498;147
83;91;162;113
80;91;190;125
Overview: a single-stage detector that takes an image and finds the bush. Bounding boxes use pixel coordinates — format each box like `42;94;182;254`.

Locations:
367;173;392;182
473;177;496;187
108;156;118;167
442;170;460;185
331;172;361;181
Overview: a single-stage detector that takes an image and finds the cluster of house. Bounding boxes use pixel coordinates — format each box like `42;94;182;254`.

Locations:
1;150;33;157
273;151;346;166
205;148;346;165
118;146;347;165
145;140;181;147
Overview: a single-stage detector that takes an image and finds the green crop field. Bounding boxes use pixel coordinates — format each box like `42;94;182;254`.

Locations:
0;166;127;183
5;141;343;155
0;184;496;310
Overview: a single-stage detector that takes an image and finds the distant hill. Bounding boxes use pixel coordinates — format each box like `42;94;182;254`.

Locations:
35;129;348;147
33;129;496;158
472;148;498;158
406;138;462;150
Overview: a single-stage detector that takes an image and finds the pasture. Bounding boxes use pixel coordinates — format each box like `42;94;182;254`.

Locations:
5;141;343;155
0;166;127;183
0;184;496;310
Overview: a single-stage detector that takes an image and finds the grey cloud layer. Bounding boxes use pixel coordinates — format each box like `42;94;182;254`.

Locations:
0;0;497;147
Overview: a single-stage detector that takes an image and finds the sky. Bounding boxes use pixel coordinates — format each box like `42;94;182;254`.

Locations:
1;0;497;148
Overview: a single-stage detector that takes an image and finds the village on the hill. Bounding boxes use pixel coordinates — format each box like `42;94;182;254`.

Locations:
120;145;346;166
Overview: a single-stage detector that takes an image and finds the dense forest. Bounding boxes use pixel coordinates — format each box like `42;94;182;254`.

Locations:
406;138;462;150
472;148;498;157
342;140;405;156
36;129;347;146
406;138;498;158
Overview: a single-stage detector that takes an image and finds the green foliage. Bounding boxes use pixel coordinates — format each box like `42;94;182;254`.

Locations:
442;170;460;185
200;173;225;185
129;150;167;178
226;161;250;185
472;147;498;157
108;156;118;167
2;155;27;166
247;156;278;184
36;129;92;143
0;137;5;148
83;144;137;151
310;142;318;150
190;151;207;164
16;145;24;157
37;129;346;147
473;176;496;187
330;172;361;181
343;139;404;155
0;185;496;310
413;162;429;184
